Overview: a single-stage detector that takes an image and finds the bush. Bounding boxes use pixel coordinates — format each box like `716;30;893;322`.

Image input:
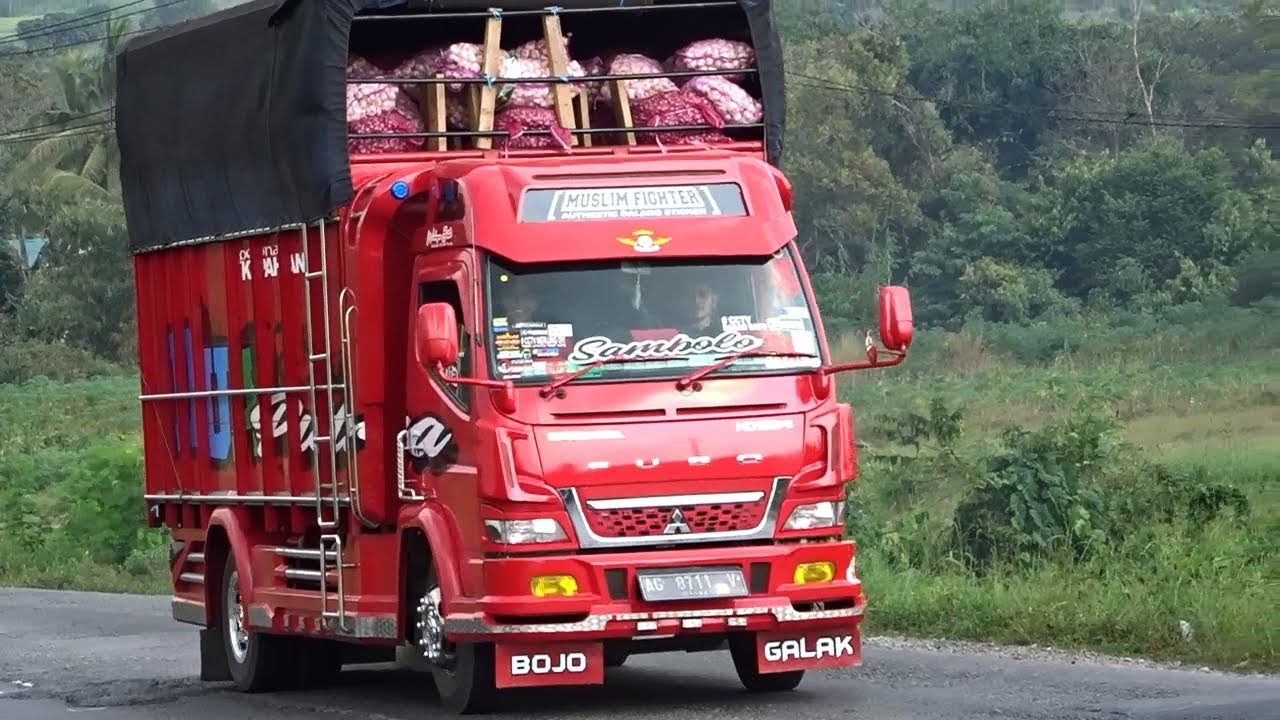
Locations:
0;339;125;384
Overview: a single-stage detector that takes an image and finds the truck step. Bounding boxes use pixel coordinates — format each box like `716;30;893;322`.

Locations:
179;572;204;584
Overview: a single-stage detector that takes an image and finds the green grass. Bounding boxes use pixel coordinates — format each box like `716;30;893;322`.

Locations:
831;301;1279;671
0;302;1276;671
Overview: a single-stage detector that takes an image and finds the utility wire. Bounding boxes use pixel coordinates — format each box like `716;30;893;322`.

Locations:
0;0;157;45
0;119;114;145
2;70;1275;145
1;108;112;137
0;0;190;56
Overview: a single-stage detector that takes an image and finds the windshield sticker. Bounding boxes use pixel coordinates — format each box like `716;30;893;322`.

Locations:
567;331;764;364
520;183;749;222
492;316;509;330
766;317;807;332
780;306;812;319
790;330;818;356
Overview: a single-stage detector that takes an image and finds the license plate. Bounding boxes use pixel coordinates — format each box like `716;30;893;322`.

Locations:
636;566;748;602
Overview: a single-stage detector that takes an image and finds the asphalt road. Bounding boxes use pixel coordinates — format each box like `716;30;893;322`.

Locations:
1;588;1277;720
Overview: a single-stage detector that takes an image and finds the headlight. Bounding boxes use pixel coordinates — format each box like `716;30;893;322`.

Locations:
782;501;843;530
483;518;569;544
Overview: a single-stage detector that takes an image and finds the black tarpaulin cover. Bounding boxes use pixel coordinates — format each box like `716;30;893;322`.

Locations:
114;0;786;252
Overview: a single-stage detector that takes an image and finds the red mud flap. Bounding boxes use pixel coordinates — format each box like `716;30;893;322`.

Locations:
756;628;862;673
494;642;605;689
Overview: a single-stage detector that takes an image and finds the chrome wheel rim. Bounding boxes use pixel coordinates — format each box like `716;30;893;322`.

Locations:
225;569;249;664
416;586;455;670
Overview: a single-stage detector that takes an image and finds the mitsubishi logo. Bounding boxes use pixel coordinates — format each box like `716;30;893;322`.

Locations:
663;508;692;535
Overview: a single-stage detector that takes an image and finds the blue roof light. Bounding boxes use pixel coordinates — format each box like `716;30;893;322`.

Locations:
390;181;410;199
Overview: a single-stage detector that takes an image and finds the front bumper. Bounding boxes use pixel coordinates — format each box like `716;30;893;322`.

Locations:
443;540;863;642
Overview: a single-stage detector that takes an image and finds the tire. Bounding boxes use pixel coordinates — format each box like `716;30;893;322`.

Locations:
293;637;345;689
603;644;630;668
727;633;805;693
221;553;298;692
415;562;498;714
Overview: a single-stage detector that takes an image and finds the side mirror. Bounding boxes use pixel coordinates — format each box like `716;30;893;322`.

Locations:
415;302;459;369
877;285;913;352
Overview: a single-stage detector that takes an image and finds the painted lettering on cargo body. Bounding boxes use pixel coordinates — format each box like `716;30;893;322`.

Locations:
161;308;364;470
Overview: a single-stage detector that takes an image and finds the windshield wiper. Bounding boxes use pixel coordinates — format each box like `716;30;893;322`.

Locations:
538;354;683;399
675;350;819;392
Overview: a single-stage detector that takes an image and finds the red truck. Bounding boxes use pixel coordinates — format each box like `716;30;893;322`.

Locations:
115;0;912;713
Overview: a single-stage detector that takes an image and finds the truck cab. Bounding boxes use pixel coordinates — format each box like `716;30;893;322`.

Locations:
373;152;912;708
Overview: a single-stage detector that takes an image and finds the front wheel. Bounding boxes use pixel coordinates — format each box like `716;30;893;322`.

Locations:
728;632;805;693
416;566;498;714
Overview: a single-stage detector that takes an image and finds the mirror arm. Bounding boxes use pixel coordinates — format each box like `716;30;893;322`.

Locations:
432;363;518;412
820;330;909;376
820;349;906;375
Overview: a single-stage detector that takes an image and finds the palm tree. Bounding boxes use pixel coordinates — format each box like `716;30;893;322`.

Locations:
7;14;128;203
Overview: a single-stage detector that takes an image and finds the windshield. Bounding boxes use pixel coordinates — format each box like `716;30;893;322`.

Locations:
484;247;823;383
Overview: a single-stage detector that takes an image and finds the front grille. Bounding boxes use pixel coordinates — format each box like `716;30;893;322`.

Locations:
585;501;768;538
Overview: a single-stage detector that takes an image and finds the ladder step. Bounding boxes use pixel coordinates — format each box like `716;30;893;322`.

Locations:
308;353;328;361
305;271;323;279
272;547;338;561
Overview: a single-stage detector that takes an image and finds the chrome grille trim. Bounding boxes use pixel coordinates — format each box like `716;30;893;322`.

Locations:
560;476;789;549
585;490;765;511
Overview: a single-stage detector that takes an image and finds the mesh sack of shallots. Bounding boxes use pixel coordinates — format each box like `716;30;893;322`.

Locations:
598;53;677;104
493;106;574;150
498;54;586;108
435;42;485;92
578;56;607;106
347;83;425;154
510;36;571;62
631;89;729;145
348;55;383;79
682;75;762;125
667;38;756;83
392;46;446;99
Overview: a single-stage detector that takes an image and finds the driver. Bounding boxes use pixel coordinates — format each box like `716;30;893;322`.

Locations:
677;281;720;335
495;275;539;324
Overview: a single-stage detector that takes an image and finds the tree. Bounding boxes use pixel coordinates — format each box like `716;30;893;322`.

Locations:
6;14;126;203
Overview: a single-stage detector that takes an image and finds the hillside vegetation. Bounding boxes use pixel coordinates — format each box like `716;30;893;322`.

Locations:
1;0;1276;671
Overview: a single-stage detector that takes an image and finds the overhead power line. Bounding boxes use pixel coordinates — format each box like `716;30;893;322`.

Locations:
0;0;155;45
0;0;190;54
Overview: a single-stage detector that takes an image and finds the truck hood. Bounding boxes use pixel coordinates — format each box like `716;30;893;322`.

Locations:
531;413;804;490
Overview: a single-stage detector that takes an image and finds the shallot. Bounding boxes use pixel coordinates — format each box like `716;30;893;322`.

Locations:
346;83;424;154
392;46;445;98
631;89;728;145
498;55;585;108
494;106;574;150
599;54;677;103
669;38;755;83
682;75;762;125
435;42;485;91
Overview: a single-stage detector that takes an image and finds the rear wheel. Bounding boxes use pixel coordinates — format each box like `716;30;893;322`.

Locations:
415;564;498;714
728;632;805;693
221;553;297;692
